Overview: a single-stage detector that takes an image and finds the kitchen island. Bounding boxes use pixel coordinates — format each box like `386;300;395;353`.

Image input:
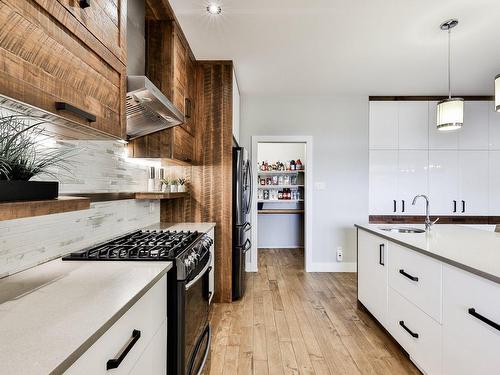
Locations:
355;224;500;375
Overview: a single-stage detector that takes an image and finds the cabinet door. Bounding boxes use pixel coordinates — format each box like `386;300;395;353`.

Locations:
428;151;459;215
458;151;489;215
397;150;428;215
442;265;500;375
57;0;126;63
428;101;459;150
172;28;187;115
489;151;500;214
459;101;489;150
369;102;398;149
357;230;388;325
488;102;500;150
129;320;167;375
369;150;398;214
0;0;125;139
170;127;194;163
398;102;428;149
181;56;196;135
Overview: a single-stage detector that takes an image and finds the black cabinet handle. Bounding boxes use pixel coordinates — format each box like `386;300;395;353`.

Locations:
379;244;385;266
106;329;141;370
399;321;419;338
462;200;466;213
393;200;397;213
55;102;96;122
79;0;91;8
401;200;405;212
453;200;457;213
399;269;419;282
468;308;500;331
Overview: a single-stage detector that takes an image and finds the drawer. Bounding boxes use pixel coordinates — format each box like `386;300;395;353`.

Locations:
388;288;442;375
0;0;125;139
129;319;167;375
66;275;167;374
389;243;442;322
442;265;500;375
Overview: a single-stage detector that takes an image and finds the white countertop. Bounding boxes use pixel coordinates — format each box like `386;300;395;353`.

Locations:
144;222;216;234
356;224;500;284
0;259;172;375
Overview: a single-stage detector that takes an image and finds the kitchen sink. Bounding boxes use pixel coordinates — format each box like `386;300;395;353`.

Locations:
380;227;426;234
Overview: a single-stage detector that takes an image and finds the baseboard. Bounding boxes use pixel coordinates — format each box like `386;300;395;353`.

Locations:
308;261;357;272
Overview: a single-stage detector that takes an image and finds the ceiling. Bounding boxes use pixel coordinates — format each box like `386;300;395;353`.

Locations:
169;0;500;96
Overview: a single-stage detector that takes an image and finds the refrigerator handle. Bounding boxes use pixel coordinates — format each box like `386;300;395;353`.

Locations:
246;160;253;215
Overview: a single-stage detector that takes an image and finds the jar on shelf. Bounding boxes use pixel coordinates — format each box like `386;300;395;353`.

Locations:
272;175;278;185
278;175;284;185
266;177;272;185
290;175;297;185
263;190;269;200
257;190;263;200
283;175;290;185
270;189;277;200
278;189;283;200
260;177;266;186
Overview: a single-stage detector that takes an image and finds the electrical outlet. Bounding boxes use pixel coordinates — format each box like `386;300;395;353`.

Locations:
336;247;343;262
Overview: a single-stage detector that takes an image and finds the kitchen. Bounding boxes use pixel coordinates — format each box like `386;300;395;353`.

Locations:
0;1;499;375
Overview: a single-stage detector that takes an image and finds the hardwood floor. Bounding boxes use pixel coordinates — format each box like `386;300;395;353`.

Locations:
204;248;421;375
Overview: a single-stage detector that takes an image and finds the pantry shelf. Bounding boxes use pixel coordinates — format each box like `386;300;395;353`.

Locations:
257;170;305;175
258;209;304;215
257;199;304;203
257;185;304;189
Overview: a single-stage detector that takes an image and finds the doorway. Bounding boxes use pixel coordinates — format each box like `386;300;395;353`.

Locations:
249;136;313;272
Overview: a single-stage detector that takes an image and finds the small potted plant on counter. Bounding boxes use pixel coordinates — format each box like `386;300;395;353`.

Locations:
0;115;73;202
177;178;187;193
161;178;170;192
170;179;178;193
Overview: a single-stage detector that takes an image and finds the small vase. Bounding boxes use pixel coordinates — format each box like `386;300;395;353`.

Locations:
162;184;169;192
178;185;186;193
170;185;178;193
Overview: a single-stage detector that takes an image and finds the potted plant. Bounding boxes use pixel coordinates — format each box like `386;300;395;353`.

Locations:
160;178;170;192
170;179;178;193
0;114;73;202
177;178;187;192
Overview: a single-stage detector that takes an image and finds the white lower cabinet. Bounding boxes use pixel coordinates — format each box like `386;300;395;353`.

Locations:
357;230;388;325
129;319;167;375
66;275;167;375
387;288;442;375
442;265;500;375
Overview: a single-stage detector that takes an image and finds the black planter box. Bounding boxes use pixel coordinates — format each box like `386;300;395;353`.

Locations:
0;181;59;202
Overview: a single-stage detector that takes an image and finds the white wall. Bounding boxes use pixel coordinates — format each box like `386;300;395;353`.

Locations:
258;143;305;164
241;95;369;268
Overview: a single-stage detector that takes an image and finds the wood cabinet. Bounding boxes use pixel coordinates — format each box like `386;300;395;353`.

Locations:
0;0;125;139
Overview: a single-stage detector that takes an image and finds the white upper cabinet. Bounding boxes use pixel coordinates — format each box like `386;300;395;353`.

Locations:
369;101;398;149
369;150;398;214
428;101;459;150
398;102;428;149
428;151;459;215
397;150;429;215
459;101;489;150
488;103;500;150
488;151;500;215
458;151;489;215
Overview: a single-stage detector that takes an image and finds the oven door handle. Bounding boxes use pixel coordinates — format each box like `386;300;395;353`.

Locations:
185;253;212;291
195;325;212;375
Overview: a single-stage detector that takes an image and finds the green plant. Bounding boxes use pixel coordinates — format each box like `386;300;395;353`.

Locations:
170;179;178;185
0;114;74;181
178;178;186;185
161;178;171;186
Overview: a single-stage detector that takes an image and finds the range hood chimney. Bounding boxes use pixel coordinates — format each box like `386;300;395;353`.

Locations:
125;0;184;140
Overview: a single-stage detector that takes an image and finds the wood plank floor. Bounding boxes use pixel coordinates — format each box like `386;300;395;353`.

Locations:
204;248;421;375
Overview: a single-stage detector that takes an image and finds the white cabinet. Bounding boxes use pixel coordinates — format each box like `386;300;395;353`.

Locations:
442;265;500;375
428;151;459;215
129;320;167;375
397;150;428;215
458;151;489;215
488;104;500;150
459;101;489;150
369;150;398;214
207;228;215;304
66;275;167;375
369;101;399;149
398;102;428;149
489;151;500;214
357;230;388;325
428;101;458;150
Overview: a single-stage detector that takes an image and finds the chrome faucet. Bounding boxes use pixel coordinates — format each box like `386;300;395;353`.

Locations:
412;194;438;231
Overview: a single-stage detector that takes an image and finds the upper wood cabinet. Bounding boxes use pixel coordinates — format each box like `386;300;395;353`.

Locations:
0;0;125;139
57;0;127;63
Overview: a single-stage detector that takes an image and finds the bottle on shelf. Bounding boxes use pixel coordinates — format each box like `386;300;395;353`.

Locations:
284;175;290;185
278;175;284;185
296;159;303;170
278;189;283;200
290;160;296;171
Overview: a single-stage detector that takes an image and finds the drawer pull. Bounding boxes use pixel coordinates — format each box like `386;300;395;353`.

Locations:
79;0;90;8
461;200;466;213
393;200;397;213
399;269;419;282
379;244;385;266
106;329;141;370
453;200;457;213
401;200;405;212
55;102;96;123
468;308;500;332
399;321;419;338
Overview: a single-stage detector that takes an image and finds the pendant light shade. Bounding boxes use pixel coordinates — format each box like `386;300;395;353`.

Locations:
437;19;463;131
436;98;464;131
495;74;500;112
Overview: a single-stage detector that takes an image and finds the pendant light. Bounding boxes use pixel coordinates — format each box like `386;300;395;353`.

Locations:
436;19;464;131
495;74;500;112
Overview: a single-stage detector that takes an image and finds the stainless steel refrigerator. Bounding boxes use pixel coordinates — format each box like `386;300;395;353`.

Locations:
232;146;252;300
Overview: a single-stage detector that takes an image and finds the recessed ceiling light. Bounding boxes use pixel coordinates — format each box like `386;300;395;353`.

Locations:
207;3;222;15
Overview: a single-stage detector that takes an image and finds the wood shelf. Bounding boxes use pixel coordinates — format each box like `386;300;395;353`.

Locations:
257;170;305;175
258;209;304;215
135;192;189;200
258;199;304;203
0;196;90;222
257;185;304;189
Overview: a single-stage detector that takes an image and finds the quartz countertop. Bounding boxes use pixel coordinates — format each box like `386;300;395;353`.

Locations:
0;259;172;375
144;222;216;234
355;224;500;284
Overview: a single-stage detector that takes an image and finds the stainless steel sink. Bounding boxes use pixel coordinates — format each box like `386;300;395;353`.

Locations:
380;227;426;234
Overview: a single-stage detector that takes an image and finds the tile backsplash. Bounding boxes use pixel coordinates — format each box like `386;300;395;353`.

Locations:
0;138;161;277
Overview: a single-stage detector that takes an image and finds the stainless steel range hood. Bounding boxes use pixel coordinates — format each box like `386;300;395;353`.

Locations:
125;0;183;140
126;76;184;140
